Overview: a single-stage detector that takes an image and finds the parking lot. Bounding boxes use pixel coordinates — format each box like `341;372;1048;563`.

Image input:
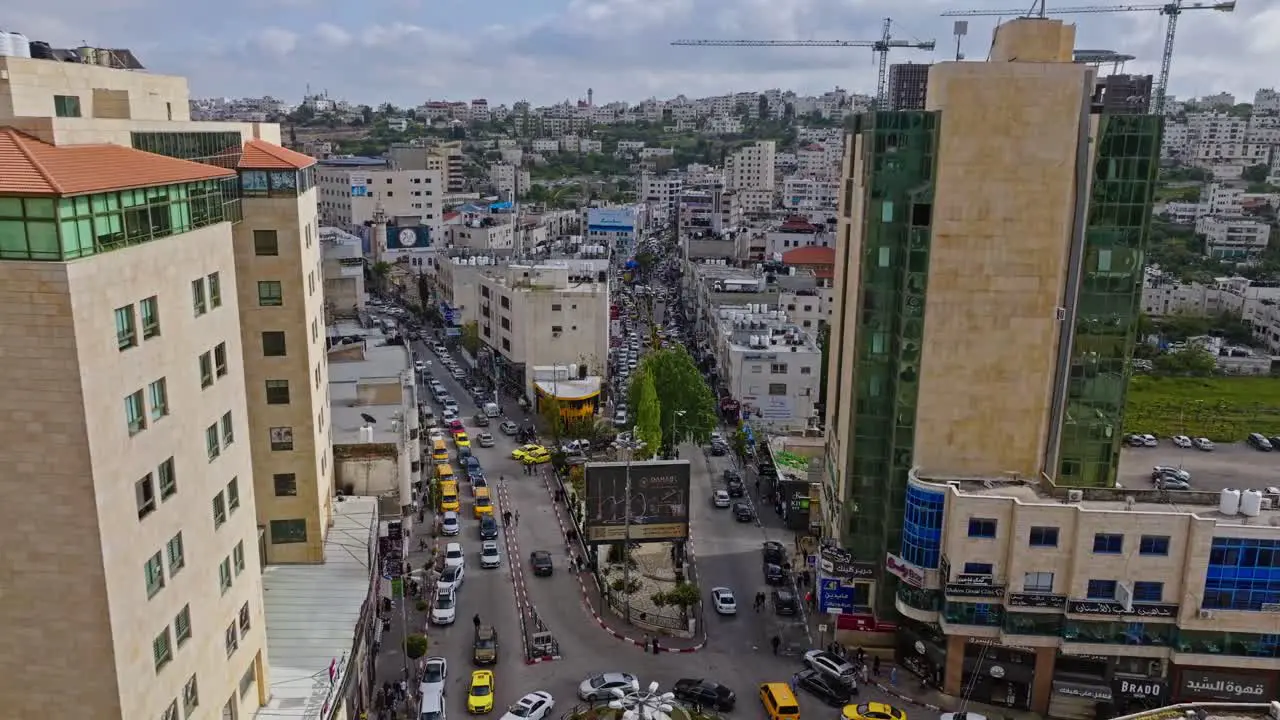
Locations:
1117;442;1280;491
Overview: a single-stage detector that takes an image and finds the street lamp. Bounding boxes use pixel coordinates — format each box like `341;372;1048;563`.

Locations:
668;410;686;460
618;425;645;623
606;682;676;720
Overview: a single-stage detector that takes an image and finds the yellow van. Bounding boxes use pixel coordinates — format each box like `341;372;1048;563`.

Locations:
439;481;460;512
435;464;456;483
473;487;494;519
758;683;799;720
431;438;448;463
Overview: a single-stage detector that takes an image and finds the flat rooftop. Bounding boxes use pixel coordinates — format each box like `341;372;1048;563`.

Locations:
255;496;378;720
1113;703;1280;720
767;435;824;483
328;324;411;444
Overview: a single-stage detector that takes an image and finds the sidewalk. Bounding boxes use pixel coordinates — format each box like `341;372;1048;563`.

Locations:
872;668;1045;720
371;516;440;719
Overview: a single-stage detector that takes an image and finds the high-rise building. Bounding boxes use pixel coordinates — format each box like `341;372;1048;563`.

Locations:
888;62;932;111
1092;73;1154;115
822;18;1160;618
0;53;329;716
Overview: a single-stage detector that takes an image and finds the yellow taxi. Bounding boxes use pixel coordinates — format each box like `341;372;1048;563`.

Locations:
455;432;471;448
522;447;552;464
843;702;907;720
510;444;546;462
467;670;495;714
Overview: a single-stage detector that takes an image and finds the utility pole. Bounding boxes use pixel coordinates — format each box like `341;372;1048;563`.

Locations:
621;425;641;623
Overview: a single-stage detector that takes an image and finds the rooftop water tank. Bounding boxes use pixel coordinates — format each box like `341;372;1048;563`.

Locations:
96;47;113;66
359;425;375;443
76;45;96;64
1241;489;1264;517
30;41;54;59
9;32;30;58
1219;488;1241;515
0;31;13;57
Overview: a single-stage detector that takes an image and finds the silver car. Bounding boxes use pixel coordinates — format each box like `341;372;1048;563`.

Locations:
577;673;639;701
803;649;856;680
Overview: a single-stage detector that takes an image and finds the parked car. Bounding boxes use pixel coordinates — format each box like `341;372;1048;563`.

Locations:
1151;466;1191;482
672;679;735;711
762;540;786;566
804;649;857;681
420;657;448;699
725;474;745;497
1156;477;1191;491
480;541;502;568
577;673;639;702
530;550;554;576
1172;435;1192;448
712;490;731;508
499;692;555;720
794;669;852;707
711;587;737;615
438;564;465;593
1193;437;1215;451
1249;433;1274;451
444;543;466;569
441;511;461;536
733;502;755;522
431;587;458;625
764;563;787;586
473;413;490;427
772;589;798;616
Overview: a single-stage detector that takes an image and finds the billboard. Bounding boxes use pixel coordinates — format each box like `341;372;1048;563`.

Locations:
584;460;690;543
387;226;430;250
587;207;636;231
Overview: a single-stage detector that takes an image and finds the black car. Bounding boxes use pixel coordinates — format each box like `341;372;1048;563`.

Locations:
772;589;798;615
764;563;787;586
709;442;728;456
733;502;755;522
794;670;852;707
762;540;786;566
1248;433;1274;451
672;679;735;711
530;550;554;576
725;475;745;498
479;515;498;540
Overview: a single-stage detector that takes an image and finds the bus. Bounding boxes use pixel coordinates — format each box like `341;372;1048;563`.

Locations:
439;481;460;512
473;487;494;519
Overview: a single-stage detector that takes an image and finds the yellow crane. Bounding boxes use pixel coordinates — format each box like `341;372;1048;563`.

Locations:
671;18;936;110
940;1;1238;116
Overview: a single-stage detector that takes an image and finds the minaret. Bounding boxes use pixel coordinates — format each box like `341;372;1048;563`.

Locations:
588;88;594;107
371;203;388;265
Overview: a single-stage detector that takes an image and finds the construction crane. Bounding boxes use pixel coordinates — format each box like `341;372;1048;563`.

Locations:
671;18;936;109
940;2;1237;116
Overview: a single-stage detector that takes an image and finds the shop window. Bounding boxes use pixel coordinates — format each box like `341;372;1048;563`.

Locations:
963;562;993;575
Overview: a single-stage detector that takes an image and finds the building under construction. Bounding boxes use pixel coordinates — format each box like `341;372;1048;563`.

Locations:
1091;73;1154;115
888;62;932;111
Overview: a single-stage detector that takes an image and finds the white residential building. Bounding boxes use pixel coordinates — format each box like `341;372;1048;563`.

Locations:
1254;88;1280;114
778;288;833;330
579;139;603;154
1196;216;1272;261
315;164;444;239
782;177;839;210
796;142;842;179
640;173;683;222
488;162;530;201
531;139;559;154
713;305;821;431
705;116;744;134
725;140;776;192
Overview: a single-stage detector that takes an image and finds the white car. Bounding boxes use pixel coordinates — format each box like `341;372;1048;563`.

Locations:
613;410;629;427
500;691;556;720
480;541;502;569
712;490;731;508
431;587;457;625
442;409;459;423
444;399;460;414
1171;435;1192;448
443;543;465;569
419;656;448;699
438;564;465;593
441;512;460;536
415;360;427;372
1193;437;1215;451
429;428;447;442
452;368;467;380
711;587;737;615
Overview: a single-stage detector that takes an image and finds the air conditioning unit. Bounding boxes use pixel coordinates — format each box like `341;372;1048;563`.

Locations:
1067;489;1084;504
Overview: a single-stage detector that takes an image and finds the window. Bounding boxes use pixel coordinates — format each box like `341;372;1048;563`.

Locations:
1023;571;1054;593
233;540;246;575
270;518;308;544
158;457;177;499
800;366;812;375
767;383;787;396
551;303;562;311
1087;579;1118;600
273;473;298;496
125;389;147;435
1132;581;1163;603
253;230;279;256
137;474;157;519
227;477;240;512
221;412;234;448
206;423;221;461
174;605;192;646
239;602;251;635
219;557;232;593
214;342;227;377
265;379;290;404
140;296;161;339
153;627;173;671
257;281;283;307
149;378;169;421
183;674;199;717
262;331;287;356
551;325;563;335
199;352;213;388
770;363;788;374
54;94;82;118
963;562;993;575
207;272;222;309
1029;526;1059;547
167;532;185;575
115;305;138;350
1093;533;1124;554
270;426;294;451
145;551;166;598
192;279;207;316
968;518;998;539
1139;535;1170;556
225;622;239;656
213;492;227;528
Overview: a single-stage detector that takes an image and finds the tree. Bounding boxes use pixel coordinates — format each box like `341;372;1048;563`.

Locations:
539;395;564;444
816;324;831;407
460;321;481;355
369;261;392;293
629;347;717;451
405;634;429;659
1153;347;1216;377
1243;164;1270;184
633;368;662;459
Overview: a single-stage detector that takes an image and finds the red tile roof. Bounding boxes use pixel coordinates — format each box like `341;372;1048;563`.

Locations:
238;139;316;170
781;246;836;267
0;128;235;196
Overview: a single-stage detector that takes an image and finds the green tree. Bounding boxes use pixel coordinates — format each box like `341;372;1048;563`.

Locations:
1242;164;1270;184
816;324;831;407
632;367;662;459
1153;347;1217;376
630;347;717;451
368;261;392;293
405;634;429;659
460;321;481;355
539;395;564;444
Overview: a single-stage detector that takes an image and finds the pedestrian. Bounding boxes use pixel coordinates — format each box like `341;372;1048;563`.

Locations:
860;664;870;685
652;637;660;654
515;510;521;526
889;667;897;686
473;613;481;629
873;655;882;677
856;646;865;664
770;635;781;655
398;679;407;699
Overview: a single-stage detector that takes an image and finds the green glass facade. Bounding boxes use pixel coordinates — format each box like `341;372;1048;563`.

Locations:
0;180;235;261
1055;114;1162;487
130;131;245;223
839;111;940;614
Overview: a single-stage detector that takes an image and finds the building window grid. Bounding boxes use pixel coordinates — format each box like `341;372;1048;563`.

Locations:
145;551;166;598
140;295;161;338
115;305;137;350
206;424;221;461
214;342;228;377
967;518;997;539
221;412;234;448
174;605;192;646
213;492;227;528
1140;534;1171;556
227;477;240;512
900;485;944;569
149;378;169;421
1132;580;1163;603
1029;526;1059;547
1204;536;1280;611
1087;579;1118;600
158;457;177;499
167;532;186;575
153;627;174;672
1093;533;1124;554
125;389;147;435
207;272;222;308
192;279;207;316
258;281;284;306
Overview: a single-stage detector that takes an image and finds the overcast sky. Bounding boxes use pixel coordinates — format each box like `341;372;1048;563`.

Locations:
9;0;1275;107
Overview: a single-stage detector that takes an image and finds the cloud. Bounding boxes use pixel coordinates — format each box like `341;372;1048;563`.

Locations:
10;0;1277;107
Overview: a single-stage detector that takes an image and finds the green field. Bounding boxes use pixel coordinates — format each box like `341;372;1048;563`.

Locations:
1124;376;1280;440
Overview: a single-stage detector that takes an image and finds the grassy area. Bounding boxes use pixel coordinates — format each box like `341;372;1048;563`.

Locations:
1124;376;1280;440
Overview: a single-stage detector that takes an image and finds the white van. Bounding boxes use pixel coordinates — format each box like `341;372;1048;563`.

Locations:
483;402;501;418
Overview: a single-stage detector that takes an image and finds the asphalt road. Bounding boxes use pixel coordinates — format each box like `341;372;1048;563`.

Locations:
412;339;940;720
1117;442;1280;491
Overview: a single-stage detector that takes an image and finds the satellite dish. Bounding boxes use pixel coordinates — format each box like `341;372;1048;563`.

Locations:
360;413;378;424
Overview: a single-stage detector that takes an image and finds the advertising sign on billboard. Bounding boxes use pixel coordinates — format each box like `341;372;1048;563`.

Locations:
387;226;430;250
587;207;636;230
584;460;690;543
817;578;856;614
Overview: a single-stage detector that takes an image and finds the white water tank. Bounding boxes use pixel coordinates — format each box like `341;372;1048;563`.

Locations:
9;32;29;58
1241;489;1264;517
0;31;12;57
1219;488;1242;515
359;425;375;443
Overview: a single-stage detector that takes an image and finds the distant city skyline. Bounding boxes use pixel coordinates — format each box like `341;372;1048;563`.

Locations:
9;0;1276;107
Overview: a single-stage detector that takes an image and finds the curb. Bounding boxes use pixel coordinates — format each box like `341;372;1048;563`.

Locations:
543;470;707;654
873;674;944;712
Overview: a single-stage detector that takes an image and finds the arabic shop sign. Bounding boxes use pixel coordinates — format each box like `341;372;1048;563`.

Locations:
945;583;1005;598
1066;600;1178;618
1180;669;1273;701
1052;680;1113;702
820;546;876;579
885;552;925;588
1113;677;1166;701
1007;593;1067;609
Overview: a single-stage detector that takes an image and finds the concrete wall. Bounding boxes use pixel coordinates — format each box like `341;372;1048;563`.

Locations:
336;455;399;496
0;56;191;122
